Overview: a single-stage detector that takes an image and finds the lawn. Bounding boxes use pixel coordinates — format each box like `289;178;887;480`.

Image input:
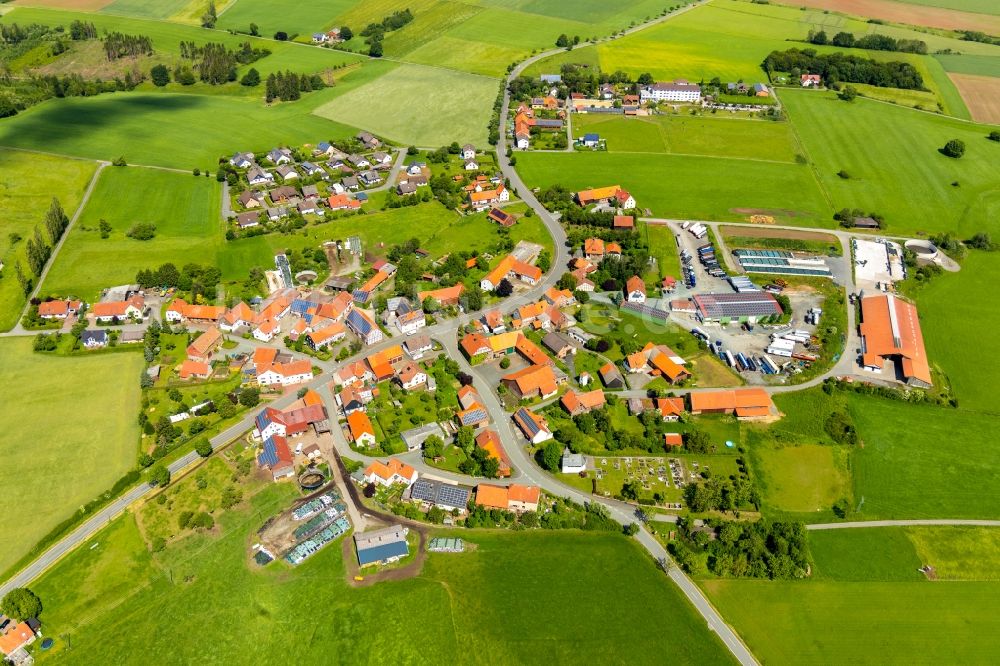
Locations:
0;337;143;574
752;444;851;514
312;63;499;146
905;526;1000;580
782;88;1000;237
573;113;801;163
40;167;223;301
0;149;97;330
29;506;735;663
808;528;925;582
912;251;1000;416
516;150;833;227
848;395;1000;519
644;222;682;283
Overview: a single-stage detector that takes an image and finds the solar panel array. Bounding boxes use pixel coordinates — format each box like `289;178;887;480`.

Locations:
515;408;541;436
694;293;782;319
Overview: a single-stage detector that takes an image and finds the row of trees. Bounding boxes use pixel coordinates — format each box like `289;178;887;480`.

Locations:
763;48;924;90
360;8;413;57
134;262;222;299
13;198;68;296
265;70;327;102
102;32;153;61
807;29;927;55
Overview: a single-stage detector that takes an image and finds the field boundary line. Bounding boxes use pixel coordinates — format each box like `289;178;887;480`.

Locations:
807;519;1000;530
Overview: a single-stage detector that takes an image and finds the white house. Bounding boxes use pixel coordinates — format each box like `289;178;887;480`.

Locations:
257;360;313;387
515;133;530;150
396;310;426;336
247;166;274;186
625;276;646;304
461;144;476;160
639;80;702;103
561;450;587;474
464;158;480;171
363;458;417;487
397;364;427;391
253;319;280;342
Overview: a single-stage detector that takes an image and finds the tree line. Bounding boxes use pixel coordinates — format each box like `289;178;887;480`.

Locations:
13;199;69;296
265;70;327;102
359;8;413;57
807;29;927;55
763;48;924;90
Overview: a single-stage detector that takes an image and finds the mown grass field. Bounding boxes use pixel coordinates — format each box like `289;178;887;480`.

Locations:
216;0;356;37
703;524;1000;663
312;63;499;145
782;89;1000;237
0;91;361;169
0;337;142;574
912;251;1000;416
41;167;223;300
848;395;1000;519
516;150;833;226
0;149;96;330
935;54;1000;77
573;113;801;163
31;494;734;664
753;444;851;514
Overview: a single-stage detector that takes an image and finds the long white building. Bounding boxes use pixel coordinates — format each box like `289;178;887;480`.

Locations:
639;80;702;103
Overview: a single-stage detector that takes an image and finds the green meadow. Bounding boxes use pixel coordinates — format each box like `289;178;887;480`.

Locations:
41;167;223;300
0;149;97;330
516;150;833;226
30;494;734;664
911;251;1000;415
782;89;1000;237
0;337;143;574
216;0;357;37
703;525;1000;664
753;444;851;514
0;91;358;169
573;113;801;162
98;0;195;20
312;63;499;146
936;54;1000;77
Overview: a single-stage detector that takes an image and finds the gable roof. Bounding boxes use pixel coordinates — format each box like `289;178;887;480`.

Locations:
347;411;376;441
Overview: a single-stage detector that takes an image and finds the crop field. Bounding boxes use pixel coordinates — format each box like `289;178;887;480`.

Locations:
29;496;734;664
947;73;1000;124
935;54;1000;77
312;63;498;146
753;444;851;514
781;89;1000;237
0;149;97;330
0;337;142;574
516;150;833;227
0;92;361;169
573;114;801;163
848;396;1000;519
216;0;356;37
768;0;1000;34
41;167;223;300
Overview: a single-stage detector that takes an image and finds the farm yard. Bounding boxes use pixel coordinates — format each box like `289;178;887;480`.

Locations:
0;149;97;330
0;337;143;575
40;166;223;301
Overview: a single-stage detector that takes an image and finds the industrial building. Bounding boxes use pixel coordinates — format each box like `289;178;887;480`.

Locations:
733;249;832;277
859;293;932;387
691;292;782;323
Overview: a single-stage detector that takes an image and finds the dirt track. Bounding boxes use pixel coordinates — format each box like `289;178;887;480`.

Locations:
720;225;838;243
948;73;1000;125
769;0;1000;34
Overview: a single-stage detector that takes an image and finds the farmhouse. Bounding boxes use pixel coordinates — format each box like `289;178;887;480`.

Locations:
487;207;516;227
513;407;553;444
859;293;932;387
599;362;625;389
38;298;81;319
417;284;465;308
625;342;691;384
576;185;635;209
364;458;417;487
257;435;295;481
480;254;542;291
256;357;312;387
475;483;540;513
407;478;472;513
502;364;560;400
639;80;702;103
0;621;36;660
613;215;635;230
166;298;224;324
469;183;509;211
657;397;685;421
625;276;646;303
93;295;144;322
355;525;409;567
177;359;211;380
306;322;347;350
689;388;774;419
560;389;606;416
542;331;576;359
801;74;821;87
186;326;222;362
348;411;378;447
346;309;384;345
475;429;512;477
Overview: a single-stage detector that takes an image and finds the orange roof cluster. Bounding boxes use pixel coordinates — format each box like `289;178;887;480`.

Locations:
503;364;558;398
469;183;506;204
358;270;389;295
859;293;932;387
461;332;491;358
38;299;81;317
417;283;465;305
93;295;144;318
307;321;346;346
365;457;415;482
187;326;222;359
584;238;605;256
475;483;540;510
483;254;541;288
169;298;224;321
561;389;606;415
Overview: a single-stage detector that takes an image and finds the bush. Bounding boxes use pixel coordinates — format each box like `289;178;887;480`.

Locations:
126;222;156;240
941;139;965;158
989;130;1000;142
150;64;170;87
194;438;212;457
